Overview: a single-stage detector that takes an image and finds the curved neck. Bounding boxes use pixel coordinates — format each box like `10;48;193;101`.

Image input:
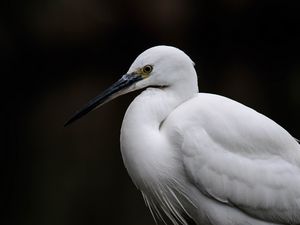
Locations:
124;80;198;131
120;80;198;188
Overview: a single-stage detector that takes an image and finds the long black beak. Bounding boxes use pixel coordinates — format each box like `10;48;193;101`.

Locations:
64;73;142;127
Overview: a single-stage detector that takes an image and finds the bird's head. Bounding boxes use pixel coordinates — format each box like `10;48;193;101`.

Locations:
65;45;196;126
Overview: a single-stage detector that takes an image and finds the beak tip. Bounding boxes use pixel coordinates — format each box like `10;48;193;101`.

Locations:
64;118;74;127
64;112;83;127
64;121;70;127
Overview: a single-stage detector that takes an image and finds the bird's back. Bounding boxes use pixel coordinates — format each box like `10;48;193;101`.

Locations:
164;93;300;162
162;93;300;225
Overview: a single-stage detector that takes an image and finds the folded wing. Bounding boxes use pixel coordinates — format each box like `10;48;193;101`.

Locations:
164;93;300;224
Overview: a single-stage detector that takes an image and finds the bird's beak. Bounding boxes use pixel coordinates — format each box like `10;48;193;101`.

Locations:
64;73;142;126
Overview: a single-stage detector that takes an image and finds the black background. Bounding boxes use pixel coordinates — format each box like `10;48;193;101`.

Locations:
2;0;300;225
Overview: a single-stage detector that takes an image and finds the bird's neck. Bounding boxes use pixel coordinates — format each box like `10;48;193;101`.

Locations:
120;82;198;189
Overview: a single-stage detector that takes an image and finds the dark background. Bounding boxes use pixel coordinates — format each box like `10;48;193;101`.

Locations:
2;0;300;225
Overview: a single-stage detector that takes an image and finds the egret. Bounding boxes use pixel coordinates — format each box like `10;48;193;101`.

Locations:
65;46;300;225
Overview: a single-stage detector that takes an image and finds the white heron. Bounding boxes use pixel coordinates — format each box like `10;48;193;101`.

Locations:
65;46;300;225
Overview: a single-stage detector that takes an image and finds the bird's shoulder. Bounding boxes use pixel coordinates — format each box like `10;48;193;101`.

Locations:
163;93;299;158
163;93;300;224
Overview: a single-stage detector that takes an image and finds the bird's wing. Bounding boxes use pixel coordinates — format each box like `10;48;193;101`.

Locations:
164;93;300;224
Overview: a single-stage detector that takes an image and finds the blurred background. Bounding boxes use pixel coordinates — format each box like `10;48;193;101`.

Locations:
2;0;300;225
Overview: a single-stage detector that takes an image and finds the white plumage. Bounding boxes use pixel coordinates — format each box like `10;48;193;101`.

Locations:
66;46;300;225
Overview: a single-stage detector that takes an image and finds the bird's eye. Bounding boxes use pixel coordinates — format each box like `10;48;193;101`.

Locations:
142;65;153;74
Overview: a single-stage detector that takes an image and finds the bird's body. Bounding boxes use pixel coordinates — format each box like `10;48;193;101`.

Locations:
122;87;300;225
66;46;300;225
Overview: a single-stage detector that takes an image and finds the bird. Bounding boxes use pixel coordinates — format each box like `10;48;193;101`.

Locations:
65;46;300;225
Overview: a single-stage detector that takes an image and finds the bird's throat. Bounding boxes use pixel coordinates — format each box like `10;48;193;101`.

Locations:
120;88;183;188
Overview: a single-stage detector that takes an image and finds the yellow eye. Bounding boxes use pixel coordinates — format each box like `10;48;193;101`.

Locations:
142;65;153;74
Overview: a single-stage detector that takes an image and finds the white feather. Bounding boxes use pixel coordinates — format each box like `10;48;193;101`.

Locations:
116;46;300;225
